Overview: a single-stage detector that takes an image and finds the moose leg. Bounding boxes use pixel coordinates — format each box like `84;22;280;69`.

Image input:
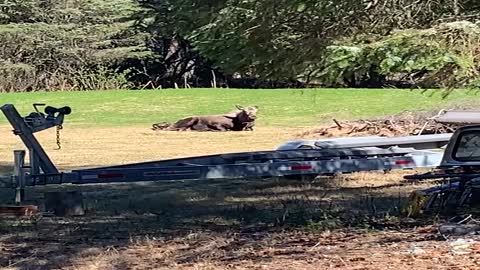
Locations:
191;123;211;131
243;122;255;131
190;119;216;131
152;122;171;130
170;117;198;131
206;121;232;131
211;124;228;131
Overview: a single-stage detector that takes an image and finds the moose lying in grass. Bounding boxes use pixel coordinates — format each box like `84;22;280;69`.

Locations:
152;105;258;131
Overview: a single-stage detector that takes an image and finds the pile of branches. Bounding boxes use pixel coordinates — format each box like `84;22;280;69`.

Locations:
298;111;461;138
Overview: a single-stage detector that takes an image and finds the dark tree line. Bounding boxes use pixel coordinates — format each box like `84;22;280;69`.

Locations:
0;0;479;91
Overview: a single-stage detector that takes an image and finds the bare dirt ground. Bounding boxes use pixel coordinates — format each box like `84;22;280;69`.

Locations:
1;125;480;270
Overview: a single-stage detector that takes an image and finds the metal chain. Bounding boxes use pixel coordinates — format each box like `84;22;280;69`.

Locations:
56;124;63;150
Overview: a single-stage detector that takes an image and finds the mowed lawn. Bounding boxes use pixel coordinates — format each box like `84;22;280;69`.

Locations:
0;88;478;127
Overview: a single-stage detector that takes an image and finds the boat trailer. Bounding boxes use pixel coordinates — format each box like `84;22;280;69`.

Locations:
1;104;452;204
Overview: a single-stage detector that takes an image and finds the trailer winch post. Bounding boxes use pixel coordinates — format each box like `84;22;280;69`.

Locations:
29;149;40;175
0;104;59;175
13;150;26;204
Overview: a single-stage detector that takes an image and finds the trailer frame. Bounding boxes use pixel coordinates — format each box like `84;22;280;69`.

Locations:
1;104;452;204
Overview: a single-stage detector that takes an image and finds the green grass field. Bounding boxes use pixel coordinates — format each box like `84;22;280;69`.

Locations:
0;88;478;127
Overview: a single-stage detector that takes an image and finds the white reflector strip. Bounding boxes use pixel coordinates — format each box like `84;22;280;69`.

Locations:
290;165;313;171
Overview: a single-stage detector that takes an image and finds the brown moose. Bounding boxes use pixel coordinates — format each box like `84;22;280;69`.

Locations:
152;105;258;131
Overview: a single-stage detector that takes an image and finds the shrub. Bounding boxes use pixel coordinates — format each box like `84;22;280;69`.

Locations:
307;21;480;89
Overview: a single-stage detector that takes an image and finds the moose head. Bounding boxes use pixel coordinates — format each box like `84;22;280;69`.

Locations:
235;105;258;123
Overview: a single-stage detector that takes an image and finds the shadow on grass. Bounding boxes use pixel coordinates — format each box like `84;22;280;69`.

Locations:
0;161;13;176
0;173;428;269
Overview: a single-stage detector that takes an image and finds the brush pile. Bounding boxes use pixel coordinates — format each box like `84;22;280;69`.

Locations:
297;111;461;138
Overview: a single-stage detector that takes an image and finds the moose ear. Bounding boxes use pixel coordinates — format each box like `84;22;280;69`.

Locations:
235;105;244;110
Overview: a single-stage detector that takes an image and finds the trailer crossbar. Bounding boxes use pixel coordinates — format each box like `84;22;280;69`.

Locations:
20;149;442;186
80;147;418;171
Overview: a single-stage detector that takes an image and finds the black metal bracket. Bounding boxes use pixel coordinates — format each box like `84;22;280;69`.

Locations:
1;104;71;176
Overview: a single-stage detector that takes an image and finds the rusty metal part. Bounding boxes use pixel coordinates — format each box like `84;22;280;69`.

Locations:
56;124;63;150
0;205;39;216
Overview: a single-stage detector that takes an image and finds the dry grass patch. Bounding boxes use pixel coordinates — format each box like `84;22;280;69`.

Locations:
0;125;301;171
0;125;473;270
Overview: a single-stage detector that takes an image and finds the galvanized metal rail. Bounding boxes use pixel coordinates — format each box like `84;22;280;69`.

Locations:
1;104;451;204
435;110;480;124
55;147;442;185
277;134;452;150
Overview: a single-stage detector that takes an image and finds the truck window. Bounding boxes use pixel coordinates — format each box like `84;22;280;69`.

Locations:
454;131;480;161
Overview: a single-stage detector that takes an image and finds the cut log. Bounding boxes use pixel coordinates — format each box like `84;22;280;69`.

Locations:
439;224;480;236
44;191;85;216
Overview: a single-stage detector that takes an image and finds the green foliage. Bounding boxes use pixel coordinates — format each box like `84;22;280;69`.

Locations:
0;0;138;24
137;0;480;86
1;0;479;91
311;21;480;88
162;0;367;79
0;0;148;92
